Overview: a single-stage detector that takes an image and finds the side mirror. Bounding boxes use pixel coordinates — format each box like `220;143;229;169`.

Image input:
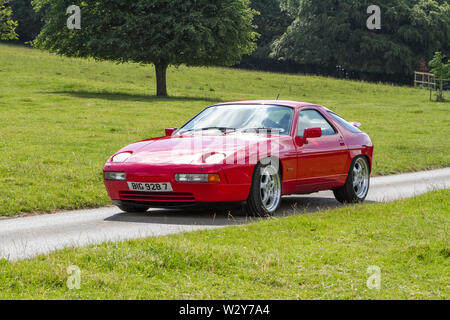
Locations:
165;127;177;136
298;127;322;145
350;122;362;128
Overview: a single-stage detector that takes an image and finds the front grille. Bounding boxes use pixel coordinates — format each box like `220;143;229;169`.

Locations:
119;191;195;202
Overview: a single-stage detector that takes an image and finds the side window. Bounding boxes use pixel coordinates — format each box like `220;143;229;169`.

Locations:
328;112;363;133
297;110;336;137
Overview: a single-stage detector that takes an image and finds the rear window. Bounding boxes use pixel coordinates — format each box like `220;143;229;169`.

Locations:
328;112;362;133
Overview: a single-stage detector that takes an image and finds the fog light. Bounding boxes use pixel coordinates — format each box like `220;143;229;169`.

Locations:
104;172;127;181
175;173;221;183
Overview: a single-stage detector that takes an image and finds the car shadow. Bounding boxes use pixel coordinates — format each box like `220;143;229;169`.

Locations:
105;193;376;226
46;90;224;103
105;207;245;227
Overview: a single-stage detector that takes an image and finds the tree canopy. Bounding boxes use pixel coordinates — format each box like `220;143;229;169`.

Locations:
429;51;449;100
429;52;450;79
9;0;43;42
249;0;292;59
0;0;18;40
33;0;258;96
272;0;450;76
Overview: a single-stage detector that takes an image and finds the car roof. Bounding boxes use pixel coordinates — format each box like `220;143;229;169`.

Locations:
212;100;324;110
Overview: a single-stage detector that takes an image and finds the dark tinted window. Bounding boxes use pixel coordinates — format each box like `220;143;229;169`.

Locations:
328;112;362;133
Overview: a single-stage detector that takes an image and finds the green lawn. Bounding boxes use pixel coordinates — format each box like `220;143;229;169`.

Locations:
0;190;448;299
0;43;449;216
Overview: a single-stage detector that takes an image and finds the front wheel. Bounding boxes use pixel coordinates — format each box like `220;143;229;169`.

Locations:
334;156;370;204
245;161;282;217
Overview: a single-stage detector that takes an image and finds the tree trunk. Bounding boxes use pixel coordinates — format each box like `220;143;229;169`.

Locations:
155;62;168;97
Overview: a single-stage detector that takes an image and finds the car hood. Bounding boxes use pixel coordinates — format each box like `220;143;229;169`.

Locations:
116;134;285;165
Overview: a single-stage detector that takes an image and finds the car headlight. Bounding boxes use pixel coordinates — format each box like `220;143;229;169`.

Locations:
104;172;127;181
175;173;221;183
204;153;226;164
112;152;132;163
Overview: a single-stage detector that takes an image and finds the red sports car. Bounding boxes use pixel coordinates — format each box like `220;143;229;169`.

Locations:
103;100;373;216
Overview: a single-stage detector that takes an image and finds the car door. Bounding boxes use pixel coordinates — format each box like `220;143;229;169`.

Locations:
295;109;349;191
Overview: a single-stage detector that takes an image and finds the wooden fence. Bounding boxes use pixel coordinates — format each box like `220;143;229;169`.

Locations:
414;71;435;88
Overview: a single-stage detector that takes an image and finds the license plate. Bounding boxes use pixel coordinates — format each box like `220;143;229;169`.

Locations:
127;182;173;192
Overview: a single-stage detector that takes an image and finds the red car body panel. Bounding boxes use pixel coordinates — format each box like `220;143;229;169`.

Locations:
103;101;373;206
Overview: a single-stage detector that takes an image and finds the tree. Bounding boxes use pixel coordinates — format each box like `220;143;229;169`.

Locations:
10;0;44;42
272;0;450;77
33;0;258;96
0;0;18;40
249;0;292;58
429;51;449;100
429;52;450;79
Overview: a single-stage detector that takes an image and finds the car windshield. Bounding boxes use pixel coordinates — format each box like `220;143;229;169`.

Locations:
176;104;294;136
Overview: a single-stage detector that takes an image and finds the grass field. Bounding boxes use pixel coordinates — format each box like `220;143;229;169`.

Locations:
0;190;448;299
0;43;449;216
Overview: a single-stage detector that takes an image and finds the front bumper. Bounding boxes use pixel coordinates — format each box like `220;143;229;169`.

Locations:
103;163;252;205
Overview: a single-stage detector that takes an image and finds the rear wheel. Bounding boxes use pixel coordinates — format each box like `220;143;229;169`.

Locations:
245;161;282;217
117;203;150;213
334;156;370;204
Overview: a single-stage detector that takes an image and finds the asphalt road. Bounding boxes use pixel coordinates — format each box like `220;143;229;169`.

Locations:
1;168;449;261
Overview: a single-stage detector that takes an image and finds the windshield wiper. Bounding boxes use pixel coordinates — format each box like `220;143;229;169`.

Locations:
239;127;284;134
180;127;237;134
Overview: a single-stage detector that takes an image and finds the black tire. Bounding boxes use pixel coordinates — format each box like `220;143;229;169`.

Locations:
334;156;370;204
117;203;150;213
245;161;282;217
